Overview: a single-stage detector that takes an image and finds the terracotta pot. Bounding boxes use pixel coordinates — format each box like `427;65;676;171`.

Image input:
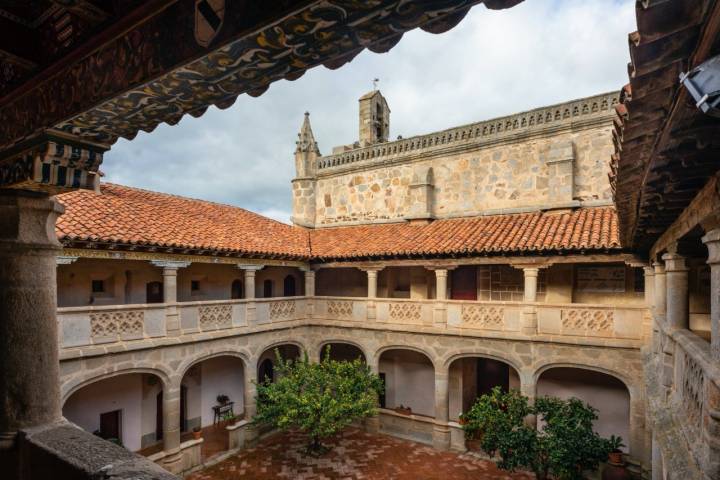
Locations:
395;407;412;416
602;462;632;480
458;417;468;425
465;438;482;451
192;430;202;440
608;451;623;465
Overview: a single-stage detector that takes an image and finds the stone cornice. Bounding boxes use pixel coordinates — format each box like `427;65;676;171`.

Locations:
315;92;617;177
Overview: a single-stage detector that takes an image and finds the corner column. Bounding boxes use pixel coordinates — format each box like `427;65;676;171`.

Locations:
703;229;720;359
653;261;666;319
243;361;259;445
301;266;316;318
662;252;689;331
365;357;381;434
0;192;64;457
429;267;453;326
433;365;451;450
238;265;264;324
519;371;537;428
151;260;190;336
161;384;183;474
642;266;657;349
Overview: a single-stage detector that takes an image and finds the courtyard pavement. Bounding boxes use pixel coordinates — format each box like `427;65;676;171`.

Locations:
187;428;533;479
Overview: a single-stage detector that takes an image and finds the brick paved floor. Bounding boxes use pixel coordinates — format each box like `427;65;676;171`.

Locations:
187;428;533;480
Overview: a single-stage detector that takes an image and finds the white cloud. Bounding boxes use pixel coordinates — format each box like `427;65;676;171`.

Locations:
103;0;636;224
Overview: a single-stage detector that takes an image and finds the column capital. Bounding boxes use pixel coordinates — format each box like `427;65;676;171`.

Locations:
702;228;720;265
653;261;666;274
56;255;79;265
150;260;190;270
298;265;316;273
643;266;655;276
359;266;384;273
511;263;550;272
661;252;689;272
237;264;264;271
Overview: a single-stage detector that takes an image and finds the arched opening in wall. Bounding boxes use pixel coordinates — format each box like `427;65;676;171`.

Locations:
180;355;245;461
320;342;365;363
63;373;164;454
447;357;520;422
230;279;243;299
378;349;434;417
283;275;296;296
257;344;301;383
146;281;163;303
537;367;630;453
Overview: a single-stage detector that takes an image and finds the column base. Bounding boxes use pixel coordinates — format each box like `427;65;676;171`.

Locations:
432;424;451;450
364;415;380;434
161;448;183;474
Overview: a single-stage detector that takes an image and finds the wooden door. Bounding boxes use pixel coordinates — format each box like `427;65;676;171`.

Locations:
147;281;163;303
99;410;121;442
450;266;477;300
180;385;187;432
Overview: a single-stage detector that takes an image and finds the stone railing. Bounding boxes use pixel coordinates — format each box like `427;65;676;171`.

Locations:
57;303;166;348
652;323;720;478
58;297;646;350
536;303;645;339
446;300;522;332
316;92;618;172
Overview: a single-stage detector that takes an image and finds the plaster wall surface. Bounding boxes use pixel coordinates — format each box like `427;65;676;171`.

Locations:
199;356;244;427
379;350;435;417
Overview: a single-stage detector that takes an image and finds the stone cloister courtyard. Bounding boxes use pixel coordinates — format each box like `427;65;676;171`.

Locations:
187;429;531;480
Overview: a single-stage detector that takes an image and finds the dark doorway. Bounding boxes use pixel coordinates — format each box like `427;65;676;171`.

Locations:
156;391;163;440
283;275;296;296
477;358;509;396
451;266;477;300
259;358;274;383
231;279;243;299
379;373;386;408
263;280;273;298
99;409;121;442
180;385;188;432
146;281;163;303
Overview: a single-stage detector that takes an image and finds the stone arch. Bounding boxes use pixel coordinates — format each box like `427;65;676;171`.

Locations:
372;344;438;369
317;339;369;363
176;349;250;381
61;365;173;405
255;339;308;361
532;362;635;393
441;350;523;374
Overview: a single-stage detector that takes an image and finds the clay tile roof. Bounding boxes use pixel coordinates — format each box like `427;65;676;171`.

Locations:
56;183;311;259
309;207;620;260
56;183;621;261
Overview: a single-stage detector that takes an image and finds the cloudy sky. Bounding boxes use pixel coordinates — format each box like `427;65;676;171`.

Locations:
104;0;636;222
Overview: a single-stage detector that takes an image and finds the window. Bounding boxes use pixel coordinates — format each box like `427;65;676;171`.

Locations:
146;281;163;303
91;279;105;293
263;279;273;298
191;280;200;292
283;275;296;296
634;268;645;293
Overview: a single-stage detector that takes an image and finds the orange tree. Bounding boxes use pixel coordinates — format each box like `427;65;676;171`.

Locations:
253;347;383;455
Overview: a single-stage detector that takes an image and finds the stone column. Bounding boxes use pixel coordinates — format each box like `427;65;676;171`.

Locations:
521;267;540;335
162;385;183;474
651;433;663;480
362;267;382;321
238;265;264;325
0;192;64;454
301;267;316;318
642;266;655;347
520;371;537;428
432;268;451;326
702;229;720;359
653;261;666;317
365;357;381;434
244;361;259;445
662;252;689;330
151;260;190;335
433;365;451;450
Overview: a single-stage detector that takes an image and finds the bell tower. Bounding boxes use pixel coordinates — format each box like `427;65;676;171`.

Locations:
358;90;390;146
291;112;320;227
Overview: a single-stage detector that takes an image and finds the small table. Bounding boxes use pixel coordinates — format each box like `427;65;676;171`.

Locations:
212;401;235;425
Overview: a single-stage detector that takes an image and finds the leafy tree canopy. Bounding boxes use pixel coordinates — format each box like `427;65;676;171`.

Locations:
253;347;383;454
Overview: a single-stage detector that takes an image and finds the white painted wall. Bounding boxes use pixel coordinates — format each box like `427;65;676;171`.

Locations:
537;368;630;451
199;357;245;427
63;374;149;452
379;350;435;417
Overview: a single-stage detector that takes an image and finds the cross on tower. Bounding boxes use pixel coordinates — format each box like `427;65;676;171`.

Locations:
373;78;379;91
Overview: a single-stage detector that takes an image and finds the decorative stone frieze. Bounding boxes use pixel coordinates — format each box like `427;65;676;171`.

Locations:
198;305;232;330
327;300;353;318
461;304;504;330
269;300;296;320
388;302;422;323
90;310;144;339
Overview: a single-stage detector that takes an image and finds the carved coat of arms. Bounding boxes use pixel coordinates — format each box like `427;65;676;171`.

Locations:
195;0;225;47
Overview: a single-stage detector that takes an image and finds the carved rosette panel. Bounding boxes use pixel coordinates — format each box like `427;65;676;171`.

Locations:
388;303;422;323
270;300;296;320
90;310;144;338
461;305;504;330
199;304;232;330
680;349;704;434
561;309;613;335
327;300;353;318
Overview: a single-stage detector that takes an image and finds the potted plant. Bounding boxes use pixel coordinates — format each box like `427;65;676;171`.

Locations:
192;426;202;440
217;394;229;405
602;436;631;480
458;412;468;425
394;404;412;415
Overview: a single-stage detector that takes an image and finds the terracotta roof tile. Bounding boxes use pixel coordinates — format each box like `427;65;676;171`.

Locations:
56;184;621;261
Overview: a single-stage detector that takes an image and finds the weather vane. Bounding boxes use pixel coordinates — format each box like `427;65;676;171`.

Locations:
373;78;379;91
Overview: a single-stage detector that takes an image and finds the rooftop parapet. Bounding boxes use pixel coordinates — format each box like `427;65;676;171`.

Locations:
316;92;618;174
